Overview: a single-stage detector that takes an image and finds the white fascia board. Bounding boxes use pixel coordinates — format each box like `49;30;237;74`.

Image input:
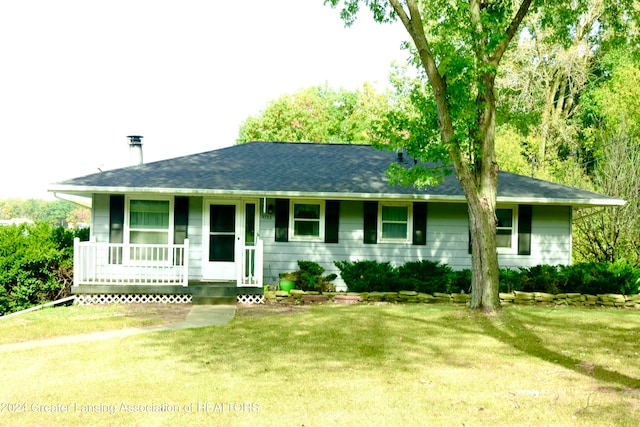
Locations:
48;185;468;202
49;185;626;207
496;196;626;207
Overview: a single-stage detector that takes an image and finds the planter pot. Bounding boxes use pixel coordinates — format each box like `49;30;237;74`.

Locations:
279;280;295;293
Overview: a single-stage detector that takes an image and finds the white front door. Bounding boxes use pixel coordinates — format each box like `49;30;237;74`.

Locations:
202;200;241;281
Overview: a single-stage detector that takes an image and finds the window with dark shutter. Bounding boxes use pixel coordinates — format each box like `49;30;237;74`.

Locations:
109;195;124;243
109;195;124;264
518;204;532;255
363;201;378;244
174;196;189;244
413;202;427;245
325;200;339;243
274;198;289;242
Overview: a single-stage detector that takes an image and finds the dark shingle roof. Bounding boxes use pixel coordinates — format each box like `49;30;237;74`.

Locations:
49;141;623;206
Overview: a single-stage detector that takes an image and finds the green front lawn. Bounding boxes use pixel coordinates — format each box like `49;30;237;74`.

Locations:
1;304;639;426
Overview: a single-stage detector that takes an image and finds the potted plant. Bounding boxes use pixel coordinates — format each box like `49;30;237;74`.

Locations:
278;272;297;293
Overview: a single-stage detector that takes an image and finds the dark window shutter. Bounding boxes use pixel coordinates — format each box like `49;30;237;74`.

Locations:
109;195;124;244
109;195;124;264
174;196;189;244
275;198;289;242
413;202;427;245
468;228;472;255
363;201;378;244
325;200;340;243
518;205;532;255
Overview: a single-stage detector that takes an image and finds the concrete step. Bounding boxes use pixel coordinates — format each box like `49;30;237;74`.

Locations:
190;283;236;305
192;296;236;305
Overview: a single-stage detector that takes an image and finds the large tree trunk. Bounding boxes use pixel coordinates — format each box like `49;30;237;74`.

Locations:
467;190;501;312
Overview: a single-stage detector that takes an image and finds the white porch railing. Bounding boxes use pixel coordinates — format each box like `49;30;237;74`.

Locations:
73;238;190;286
238;239;263;287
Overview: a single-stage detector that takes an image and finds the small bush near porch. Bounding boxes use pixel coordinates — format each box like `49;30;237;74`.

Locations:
1;304;639;426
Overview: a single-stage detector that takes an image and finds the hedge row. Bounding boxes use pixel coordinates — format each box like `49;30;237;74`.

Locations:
333;260;640;296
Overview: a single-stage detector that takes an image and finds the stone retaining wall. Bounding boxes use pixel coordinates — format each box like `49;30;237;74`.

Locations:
264;289;640;308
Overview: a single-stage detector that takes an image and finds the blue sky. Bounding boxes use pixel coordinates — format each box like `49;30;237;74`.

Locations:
0;0;408;199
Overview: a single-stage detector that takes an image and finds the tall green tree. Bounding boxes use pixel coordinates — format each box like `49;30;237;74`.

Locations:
327;0;538;312
237;83;389;144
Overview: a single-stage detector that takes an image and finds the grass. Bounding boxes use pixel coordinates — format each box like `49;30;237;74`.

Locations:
1;304;639;426
0;304;191;344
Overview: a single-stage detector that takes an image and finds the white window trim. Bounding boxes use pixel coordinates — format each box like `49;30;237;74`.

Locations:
289;200;325;242
124;195;175;264
496;205;518;254
378;202;413;244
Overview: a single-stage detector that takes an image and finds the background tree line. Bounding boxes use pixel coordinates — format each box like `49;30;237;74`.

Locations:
0;198;90;228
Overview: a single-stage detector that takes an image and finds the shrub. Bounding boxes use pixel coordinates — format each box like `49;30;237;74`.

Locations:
605;260;640;295
334;260;398;292
518;264;563;294
499;268;522;293
561;262;640;295
396;260;453;294
0;222;78;315
291;260;337;293
448;269;471;294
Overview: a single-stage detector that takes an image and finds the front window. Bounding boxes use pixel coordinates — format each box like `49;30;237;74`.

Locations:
379;203;411;242
290;201;324;241
128;199;171;260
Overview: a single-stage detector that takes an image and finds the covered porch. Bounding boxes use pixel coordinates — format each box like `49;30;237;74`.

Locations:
72;238;264;303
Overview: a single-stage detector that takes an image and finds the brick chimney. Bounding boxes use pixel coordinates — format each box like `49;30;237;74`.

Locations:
127;135;143;166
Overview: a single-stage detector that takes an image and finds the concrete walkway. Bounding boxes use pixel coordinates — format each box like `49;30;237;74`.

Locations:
0;304;236;353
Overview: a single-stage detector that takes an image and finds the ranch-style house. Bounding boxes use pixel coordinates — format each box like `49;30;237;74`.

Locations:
48;138;625;304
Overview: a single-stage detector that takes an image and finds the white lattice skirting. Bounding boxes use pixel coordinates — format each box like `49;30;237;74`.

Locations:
75;294;193;305
237;294;265;304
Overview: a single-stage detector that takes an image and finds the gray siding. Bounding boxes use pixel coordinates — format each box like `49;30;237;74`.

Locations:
261;201;573;290
186;196;203;281
262;201;468;290
500;205;572;267
87;194;573;291
91;194;110;243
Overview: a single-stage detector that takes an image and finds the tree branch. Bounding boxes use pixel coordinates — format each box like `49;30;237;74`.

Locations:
388;0;445;97
489;0;534;66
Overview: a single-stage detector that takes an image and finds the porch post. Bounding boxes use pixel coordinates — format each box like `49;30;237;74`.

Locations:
255;239;264;287
236;241;242;287
183;238;189;287
73;237;80;287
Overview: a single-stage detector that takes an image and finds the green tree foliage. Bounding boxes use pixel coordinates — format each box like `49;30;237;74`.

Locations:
496;0;639;181
0;222;81;315
237;82;390;143
573;52;640;265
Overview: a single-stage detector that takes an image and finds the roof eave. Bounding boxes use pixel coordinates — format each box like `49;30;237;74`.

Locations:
497;196;626;207
48;185;626;207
